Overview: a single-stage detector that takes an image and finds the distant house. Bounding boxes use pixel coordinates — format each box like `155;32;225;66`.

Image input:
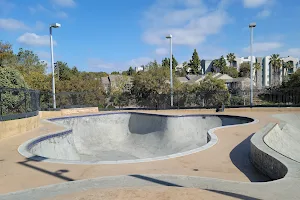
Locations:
225;77;251;90
101;75;133;94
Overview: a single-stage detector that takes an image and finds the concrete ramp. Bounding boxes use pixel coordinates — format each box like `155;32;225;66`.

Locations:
264;114;300;162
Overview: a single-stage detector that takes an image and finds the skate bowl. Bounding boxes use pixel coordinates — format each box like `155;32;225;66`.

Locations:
18;112;256;164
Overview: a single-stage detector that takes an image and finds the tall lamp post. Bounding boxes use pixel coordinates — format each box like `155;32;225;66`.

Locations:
166;34;173;107
249;22;256;108
50;23;61;109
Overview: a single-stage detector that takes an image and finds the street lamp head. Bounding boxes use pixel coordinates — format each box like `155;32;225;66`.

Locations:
249;22;256;28
50;23;61;28
166;34;172;39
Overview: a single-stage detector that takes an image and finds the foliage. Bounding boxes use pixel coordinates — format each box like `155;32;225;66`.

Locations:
131;62;179;107
190;73;230;106
188;49;201;74
269;54;282;86
239;62;250;77
213;56;227;73
282;69;300;88
0;67;30;115
111;71;120;75
254;63;261;86
226;53;236;67
161;55;178;70
222;66;238;78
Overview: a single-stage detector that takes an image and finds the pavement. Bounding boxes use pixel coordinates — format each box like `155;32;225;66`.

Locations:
0;109;299;199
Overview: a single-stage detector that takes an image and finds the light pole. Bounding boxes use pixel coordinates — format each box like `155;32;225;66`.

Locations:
249;22;256;108
166;34;173;107
50;23;61;109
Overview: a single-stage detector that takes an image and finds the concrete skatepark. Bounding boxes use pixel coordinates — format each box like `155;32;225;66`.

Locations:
19;113;253;164
0;109;300;199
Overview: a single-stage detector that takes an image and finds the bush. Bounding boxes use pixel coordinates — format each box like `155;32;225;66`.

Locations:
0;67;30;115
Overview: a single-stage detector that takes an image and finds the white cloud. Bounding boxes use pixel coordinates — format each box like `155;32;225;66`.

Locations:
155;48;169;56
17;33;57;46
142;0;231;46
51;0;76;7
281;48;300;58
243;42;283;53
0;18;29;31
243;0;271;8
257;9;271;18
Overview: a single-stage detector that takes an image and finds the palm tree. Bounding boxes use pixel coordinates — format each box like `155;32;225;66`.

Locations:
212;59;220;72
226;53;236;67
253;62;261;87
269;54;282;87
282;61;293;82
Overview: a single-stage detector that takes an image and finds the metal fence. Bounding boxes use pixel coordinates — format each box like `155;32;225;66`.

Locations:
2;87;300;121
39;88;300;111
0;88;40;121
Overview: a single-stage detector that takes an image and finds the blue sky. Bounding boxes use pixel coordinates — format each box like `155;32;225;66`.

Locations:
1;0;300;73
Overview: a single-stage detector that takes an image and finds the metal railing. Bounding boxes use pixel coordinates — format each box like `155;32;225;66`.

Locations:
1;87;300;121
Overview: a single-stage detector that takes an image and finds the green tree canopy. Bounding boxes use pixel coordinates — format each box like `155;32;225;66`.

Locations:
239;62;250;77
226;53;236;67
188;49;200;74
222;66;239;78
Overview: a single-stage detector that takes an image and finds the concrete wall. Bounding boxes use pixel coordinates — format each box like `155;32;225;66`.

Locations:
250;123;288;180
0;115;39;140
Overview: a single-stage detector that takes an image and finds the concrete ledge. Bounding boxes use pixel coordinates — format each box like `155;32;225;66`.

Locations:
250;123;300;180
0;115;39;140
39;107;99;119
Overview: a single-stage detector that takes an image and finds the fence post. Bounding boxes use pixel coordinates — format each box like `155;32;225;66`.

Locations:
24;89;27;117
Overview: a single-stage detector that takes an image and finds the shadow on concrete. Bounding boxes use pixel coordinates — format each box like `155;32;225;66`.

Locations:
230;134;271;182
206;189;261;200
129;175;183;187
17;157;74;182
130;175;260;199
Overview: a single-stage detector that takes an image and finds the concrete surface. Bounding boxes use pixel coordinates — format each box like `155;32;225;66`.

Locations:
264;124;300;163
2;114;300;200
19;113;253;164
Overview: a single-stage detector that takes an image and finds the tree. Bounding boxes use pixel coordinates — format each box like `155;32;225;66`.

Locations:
172;55;178;69
188;49;201;74
282;69;300;88
282;61;293;82
162;56;177;70
16;48;46;74
0;41;15;67
222;66;238;78
0;67;29;115
193;73;230;106
127;66;135;76
269;54;282;87
239;62;250;77
111;71;120;75
131;62;179;107
254;63;261;87
226;53;236;67
215;56;227;74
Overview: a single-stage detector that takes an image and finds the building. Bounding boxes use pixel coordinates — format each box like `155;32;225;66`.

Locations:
201;60;214;74
262;55;299;87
